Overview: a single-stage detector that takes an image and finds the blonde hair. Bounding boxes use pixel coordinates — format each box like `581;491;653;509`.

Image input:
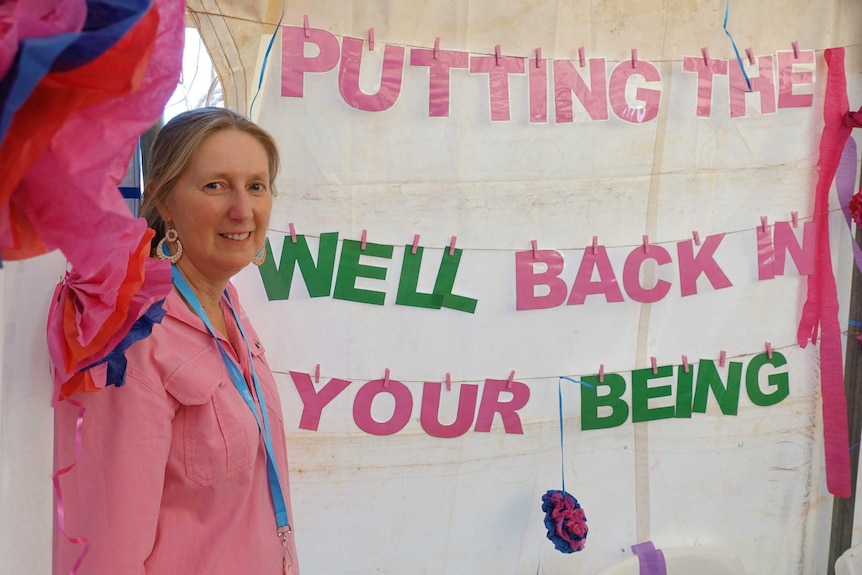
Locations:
140;107;280;252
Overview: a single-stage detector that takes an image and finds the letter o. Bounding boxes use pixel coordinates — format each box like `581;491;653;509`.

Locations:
353;379;413;435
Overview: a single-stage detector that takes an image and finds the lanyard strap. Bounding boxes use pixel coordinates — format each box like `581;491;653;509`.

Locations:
172;267;289;530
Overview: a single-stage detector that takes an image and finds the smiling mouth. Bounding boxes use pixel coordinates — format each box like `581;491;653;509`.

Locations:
221;232;251;241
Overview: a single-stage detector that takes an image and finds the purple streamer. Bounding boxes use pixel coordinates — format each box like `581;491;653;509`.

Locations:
632;541;667;575
836;137;862;273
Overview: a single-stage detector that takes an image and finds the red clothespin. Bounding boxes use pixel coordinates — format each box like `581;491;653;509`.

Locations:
314;364;320;384
642;235;650;253
494;44;501;66
719;350;726;367
303;15;310;38
289;222;297;243
650;356;658;375
792;41;799;59
507;370;515;389
599;364;605;383
592;235;598;255
701;47;710;65
531;239;538;258
631;48;638;68
368;28;375;51
433;37;440;59
445;372;452;392
383;367;390;387
760;216;769;233
745;47;754;65
449;236;457;256
692;230;700;246
682;355;690;373
578;46;586;67
411;234;420;254
765;342;773;359
360;229;368;250
535;47;542;68
791;211;799;228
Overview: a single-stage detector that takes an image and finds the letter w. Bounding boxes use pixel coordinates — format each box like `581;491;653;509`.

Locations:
258;232;339;300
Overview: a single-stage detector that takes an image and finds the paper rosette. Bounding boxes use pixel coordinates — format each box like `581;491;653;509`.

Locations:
541;489;588;554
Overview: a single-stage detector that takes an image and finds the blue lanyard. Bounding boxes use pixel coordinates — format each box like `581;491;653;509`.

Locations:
172;266;289;531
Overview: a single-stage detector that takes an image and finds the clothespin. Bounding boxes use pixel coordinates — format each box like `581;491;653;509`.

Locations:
745;47;754;66
682;355;690;373
449;235;457;256
314;364;320;384
792;41;799;59
445;372;452;392
578;46;586;67
411;234;420;254
433;37;440;59
760;216;769;233
535;47;542;68
531;239;538;258
303;15;310;38
507;370;515;389
289;222;297;243
383;367;390;388
368;28;375;51
692;230;700;246
631;48;638;68
642;235;650;253
495;44;501;66
719;350;726;367
765;342;773;359
592;235;598;255
599;364;605;383
791;211;799;228
360;229;368;250
650;356;658;375
701;47;710;65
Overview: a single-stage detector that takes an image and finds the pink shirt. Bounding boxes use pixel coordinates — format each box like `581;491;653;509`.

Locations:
53;283;300;575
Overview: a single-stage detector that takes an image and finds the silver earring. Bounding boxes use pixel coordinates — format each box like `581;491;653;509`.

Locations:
156;226;183;264
252;246;266;266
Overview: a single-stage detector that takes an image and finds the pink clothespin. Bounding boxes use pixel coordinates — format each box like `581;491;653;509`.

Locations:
507;370;515;389
289;222;297;243
792;41;799;59
531;239;538;258
303;15;310;38
360;229;368;250
383;368;390;387
599;364;605;383
449;236;457;256
642;235;650;253
760;216;769;233
433;37;440;59
765;342;773;359
495;44;501;66
650;356;658;375
682;355;690;373
445;372;452;392
535;47;542;68
631;48;638;68
368;28;375;51
745;47;754;65
791;211;799;228
578;46;586;67
314;364;320;384
692;230;701;246
411;234;420;254
701;47;709;65
719;350;726;367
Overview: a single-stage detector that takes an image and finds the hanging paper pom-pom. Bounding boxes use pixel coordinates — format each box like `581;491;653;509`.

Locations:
541;489;588;553
850;190;862;228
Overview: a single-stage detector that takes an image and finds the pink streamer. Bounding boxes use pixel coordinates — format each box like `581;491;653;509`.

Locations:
797;47;852;497
52;398;89;574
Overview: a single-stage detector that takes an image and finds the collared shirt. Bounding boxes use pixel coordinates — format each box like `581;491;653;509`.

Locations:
53;282;300;575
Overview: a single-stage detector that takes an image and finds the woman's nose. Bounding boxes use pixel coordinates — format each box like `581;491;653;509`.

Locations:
229;188;253;220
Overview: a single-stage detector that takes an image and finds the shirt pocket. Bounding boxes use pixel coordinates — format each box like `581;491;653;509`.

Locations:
165;347;257;486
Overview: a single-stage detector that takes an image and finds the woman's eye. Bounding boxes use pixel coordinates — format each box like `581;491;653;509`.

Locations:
250;182;266;192
204;182;221;190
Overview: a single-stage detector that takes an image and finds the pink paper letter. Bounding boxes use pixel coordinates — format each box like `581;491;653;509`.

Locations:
608;60;661;123
777;50;815;109
515;249;567;310
290;371;352;431
469;54;526;121
474;379;530;434
568;245;624;305
553;58;608;122
773;221;815;276
682;56;728;117
419;382;479;438
676;233;732;296
353;379;413;435
730;55;776;117
622;245;672;303
410;48;469;117
529;56;548;123
281;25;340;97
757;222;776;280
339;37;405;111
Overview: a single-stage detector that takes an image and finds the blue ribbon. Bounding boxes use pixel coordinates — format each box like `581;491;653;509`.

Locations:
172;266;289;530
248;0;285;119
556;376;596;492
722;0;751;92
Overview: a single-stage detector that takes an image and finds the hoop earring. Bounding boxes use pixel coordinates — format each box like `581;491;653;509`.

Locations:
252;246;266;266
156;226;183;264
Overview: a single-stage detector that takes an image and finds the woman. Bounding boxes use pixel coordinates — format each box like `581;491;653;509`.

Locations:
53;107;299;575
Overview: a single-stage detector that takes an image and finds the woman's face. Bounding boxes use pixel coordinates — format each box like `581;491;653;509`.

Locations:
159;128;273;290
